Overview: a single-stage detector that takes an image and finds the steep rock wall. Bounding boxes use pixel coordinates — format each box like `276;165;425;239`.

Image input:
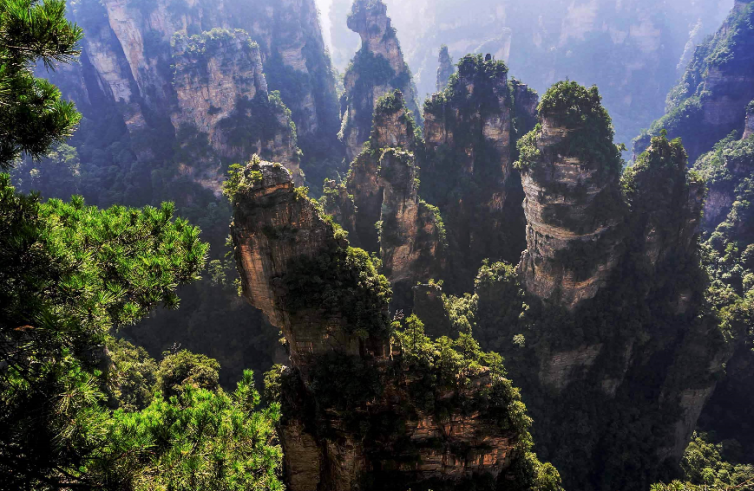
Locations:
436;46;454;93
170;29;302;183
744;101;754;140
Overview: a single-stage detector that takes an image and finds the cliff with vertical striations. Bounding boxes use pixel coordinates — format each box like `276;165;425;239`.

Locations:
229;159;561;491
170;29;302;183
57;0;339;178
515;82;625;311
422;55;535;292
634;0;754;163
339;0;421;163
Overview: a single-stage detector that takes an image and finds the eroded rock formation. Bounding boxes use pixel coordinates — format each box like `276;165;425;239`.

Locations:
422;55;535;291
58;0;338;178
516;82;625;311
340;0;421;163
695;101;754;230
230;159;560;491
744;101;754;140
336;91;444;305
436;46;454;92
432;85;729;489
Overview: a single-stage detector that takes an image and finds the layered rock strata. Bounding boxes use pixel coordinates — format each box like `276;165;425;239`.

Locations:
340;0;421;162
516;82;625;311
461;107;728;489
230;160;557;491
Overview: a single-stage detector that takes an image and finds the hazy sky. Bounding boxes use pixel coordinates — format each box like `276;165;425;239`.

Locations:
315;0;334;52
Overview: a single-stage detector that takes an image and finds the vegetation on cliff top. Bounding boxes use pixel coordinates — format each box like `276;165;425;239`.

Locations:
516;81;623;176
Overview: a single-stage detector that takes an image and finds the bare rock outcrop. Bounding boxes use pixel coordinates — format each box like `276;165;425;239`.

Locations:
744;101;754;140
230;160;560;491
516;82;625;311
340;0;421;163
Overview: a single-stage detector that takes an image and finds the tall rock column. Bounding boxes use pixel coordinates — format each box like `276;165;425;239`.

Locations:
336;91;445;305
422;54;534;291
229;159;561;491
516;81;625;311
340;0;421;163
436;45;454;92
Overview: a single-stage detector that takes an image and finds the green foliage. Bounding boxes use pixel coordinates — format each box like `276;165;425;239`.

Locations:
651;433;754;490
369;90;423;152
172;28;259;57
105;336;158;412
392;315;563;491
518;81;622;176
0;172;210;488
157;350;221;398
514;126;542;170
0;0;84;169
101;370;283;491
222;157;264;202
283;246;392;338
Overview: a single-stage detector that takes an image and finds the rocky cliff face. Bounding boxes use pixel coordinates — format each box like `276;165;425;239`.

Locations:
436;46;454;93
694;113;754;231
421;55;533;291
377;148;445;306
516;82;625;311
634;0;754;163
170;29;302;184
340;0;421;163
224;0;341;145
61;0;338;177
230;160;560;491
